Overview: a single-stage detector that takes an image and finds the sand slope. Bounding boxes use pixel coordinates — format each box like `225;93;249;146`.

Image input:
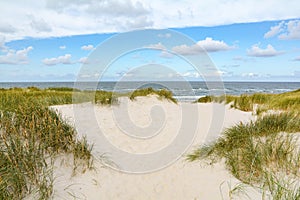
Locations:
51;96;261;200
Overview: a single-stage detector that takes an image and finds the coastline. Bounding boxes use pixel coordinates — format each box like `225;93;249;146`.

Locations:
0;87;299;199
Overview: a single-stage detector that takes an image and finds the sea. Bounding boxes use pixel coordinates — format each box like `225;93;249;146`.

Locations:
1;81;300;102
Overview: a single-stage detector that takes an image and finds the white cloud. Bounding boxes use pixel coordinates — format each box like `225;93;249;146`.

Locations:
172;37;234;55
76;0;150;17
42;54;72;65
247;44;284;57
1;0;300;41
124;16;153;29
81;44;95;51
0;46;33;64
182;71;201;78
279;20;300;40
78;57;88;64
0;23;16;33
196;38;234;52
160;50;173;58
30;17;52;32
146;42;166;50
264;21;284;38
264;20;300;40
59;45;66;50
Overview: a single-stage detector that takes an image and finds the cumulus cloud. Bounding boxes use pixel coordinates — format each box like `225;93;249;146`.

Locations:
0;46;33;64
196;38;234;52
1;0;300;41
264;20;300;40
42;54;72;65
172;37;234;55
78;57;88;64
247;44;284;57
278;20;300;40
264;21;284;38
81;45;95;51
160;50;173;58
59;45;66;50
182;71;201;78
146;42;166;50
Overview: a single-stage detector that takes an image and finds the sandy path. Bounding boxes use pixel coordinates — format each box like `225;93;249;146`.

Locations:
50;96;261;200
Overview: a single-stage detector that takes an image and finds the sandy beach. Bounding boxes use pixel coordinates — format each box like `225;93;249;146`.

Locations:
50;96;262;200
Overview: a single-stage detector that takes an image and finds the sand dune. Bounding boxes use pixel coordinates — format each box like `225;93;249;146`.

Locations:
51;96;261;200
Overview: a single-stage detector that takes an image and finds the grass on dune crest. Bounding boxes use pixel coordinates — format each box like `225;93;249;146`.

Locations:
0;88;93;199
187;112;300;199
0;86;177;199
192;89;300;199
0;87;117;106
196;88;300;113
129;87;177;104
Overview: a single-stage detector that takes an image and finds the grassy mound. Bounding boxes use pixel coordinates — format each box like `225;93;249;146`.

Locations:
129;87;177;104
196;89;300;113
0;86;177;199
0;88;93;199
188;113;300;199
191;89;300;199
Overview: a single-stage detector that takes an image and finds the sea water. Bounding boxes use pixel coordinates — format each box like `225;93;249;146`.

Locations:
1;81;300;102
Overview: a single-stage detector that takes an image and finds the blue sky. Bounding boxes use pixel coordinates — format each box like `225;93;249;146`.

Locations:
0;1;300;82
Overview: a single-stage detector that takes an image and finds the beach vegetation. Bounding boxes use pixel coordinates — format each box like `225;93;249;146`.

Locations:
0;87;93;199
0;86;178;199
188;112;300;199
129;87;177;103
196;89;300;114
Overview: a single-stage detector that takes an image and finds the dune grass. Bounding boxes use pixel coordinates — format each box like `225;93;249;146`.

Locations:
0;87;94;199
188;113;300;199
196;89;300;113
129;87;177;103
0;86;177;199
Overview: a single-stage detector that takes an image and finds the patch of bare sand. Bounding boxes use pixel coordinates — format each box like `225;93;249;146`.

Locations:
50;96;262;200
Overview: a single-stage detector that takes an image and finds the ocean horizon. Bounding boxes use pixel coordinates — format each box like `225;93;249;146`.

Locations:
1;81;299;102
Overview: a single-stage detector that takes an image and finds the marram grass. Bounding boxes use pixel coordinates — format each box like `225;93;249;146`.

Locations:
188;111;300;199
0;88;93;199
129;87;177;104
196;88;300;113
193;89;300;199
0;87;177;199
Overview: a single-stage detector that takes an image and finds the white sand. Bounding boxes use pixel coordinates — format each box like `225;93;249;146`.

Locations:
50;96;262;200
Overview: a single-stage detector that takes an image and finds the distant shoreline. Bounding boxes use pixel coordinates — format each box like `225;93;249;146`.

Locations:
1;82;300;103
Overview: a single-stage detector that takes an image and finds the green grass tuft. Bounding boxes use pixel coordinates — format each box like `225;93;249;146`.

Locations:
187;112;300;199
129;87;177;103
196;88;300;114
0;88;93;199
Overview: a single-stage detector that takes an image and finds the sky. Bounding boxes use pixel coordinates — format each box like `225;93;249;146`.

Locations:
0;0;300;82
